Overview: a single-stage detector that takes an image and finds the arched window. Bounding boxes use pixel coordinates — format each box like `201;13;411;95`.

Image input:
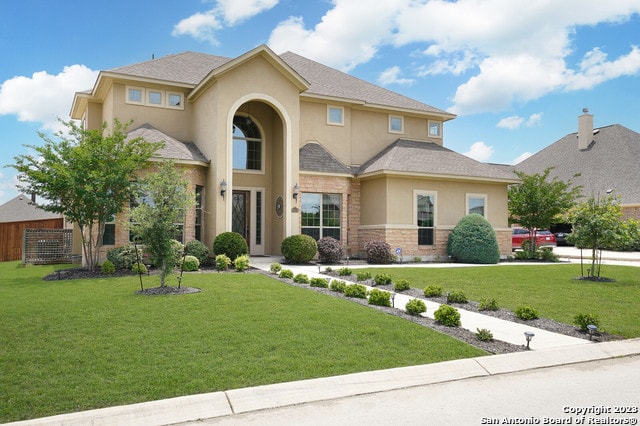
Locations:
233;115;262;171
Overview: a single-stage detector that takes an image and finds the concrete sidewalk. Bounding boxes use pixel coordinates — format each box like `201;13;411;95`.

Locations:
9;339;640;425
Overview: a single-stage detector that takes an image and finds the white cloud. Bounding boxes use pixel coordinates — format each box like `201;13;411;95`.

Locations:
378;66;414;85
512;152;533;165
0;65;98;132
173;0;278;44
497;112;543;129
463;141;494;162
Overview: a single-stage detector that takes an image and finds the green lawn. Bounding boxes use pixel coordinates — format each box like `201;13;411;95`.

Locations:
359;263;640;338
0;261;484;423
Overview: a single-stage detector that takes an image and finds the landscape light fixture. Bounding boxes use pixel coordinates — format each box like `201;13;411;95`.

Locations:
587;324;598;341
293;183;299;200
220;179;227;198
524;331;535;350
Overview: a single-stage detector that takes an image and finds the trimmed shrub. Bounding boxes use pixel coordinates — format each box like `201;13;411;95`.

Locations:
310;277;329;288
213;232;248;261
478;297;499;311
515;306;539;320
476;328;494;342
132;263;147;275
405;299;427;316
368;288;392;307
573;313;601;331
374;273;392;286
185;240;210;265
393;279;411;292
356;271;372;281
364;240;394;264
317;237;344;263
106;244;142;271
447;290;468;304
281;234;317;264
338;267;353;276
447;214;500;264
344;283;367;299
434;304;462;327
270;262;282;274
279;269;294;279
233;254;250;272
181;255;200;272
329;279;347;293
169;239;186;268
101;260;116;275
215;254;231;271
423;285;443;297
293;273;309;284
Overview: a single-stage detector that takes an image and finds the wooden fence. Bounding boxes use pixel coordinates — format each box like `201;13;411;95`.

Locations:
0;219;64;262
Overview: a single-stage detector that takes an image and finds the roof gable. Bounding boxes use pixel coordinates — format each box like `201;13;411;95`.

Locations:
299;142;353;175
126;124;209;165
0;194;62;223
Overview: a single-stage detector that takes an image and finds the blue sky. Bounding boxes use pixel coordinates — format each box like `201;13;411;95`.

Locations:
1;0;640;205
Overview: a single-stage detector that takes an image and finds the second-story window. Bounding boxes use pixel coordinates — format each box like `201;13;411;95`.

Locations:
233;115;263;171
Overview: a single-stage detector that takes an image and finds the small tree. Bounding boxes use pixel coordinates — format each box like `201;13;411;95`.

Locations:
10;119;162;271
129;160;195;287
567;194;623;279
509;168;581;254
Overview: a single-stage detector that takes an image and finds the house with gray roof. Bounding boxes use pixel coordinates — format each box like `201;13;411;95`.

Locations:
516;110;640;221
71;44;518;260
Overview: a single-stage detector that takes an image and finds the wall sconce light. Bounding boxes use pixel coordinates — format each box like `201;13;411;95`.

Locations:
220;179;227;198
524;331;535;350
293;183;299;201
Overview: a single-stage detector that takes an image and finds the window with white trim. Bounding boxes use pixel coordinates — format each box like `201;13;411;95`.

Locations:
428;120;442;138
147;90;163;106
126;86;144;105
389;115;404;133
167;92;183;109
467;194;486;216
327;106;344;126
301;193;341;240
416;191;435;245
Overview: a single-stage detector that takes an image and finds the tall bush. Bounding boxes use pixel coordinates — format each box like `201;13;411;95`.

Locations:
447;214;500;264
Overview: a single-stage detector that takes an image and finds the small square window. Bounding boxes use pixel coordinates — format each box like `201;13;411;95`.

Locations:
167;92;183;109
127;87;144;104
148;90;162;105
327;106;344;126
428;120;442;138
389;115;403;133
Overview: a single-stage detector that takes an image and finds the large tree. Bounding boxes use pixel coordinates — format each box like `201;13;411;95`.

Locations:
11;119;162;271
508;168;582;251
129;160;195;288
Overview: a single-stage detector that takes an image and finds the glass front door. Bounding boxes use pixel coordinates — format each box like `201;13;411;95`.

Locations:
232;191;250;247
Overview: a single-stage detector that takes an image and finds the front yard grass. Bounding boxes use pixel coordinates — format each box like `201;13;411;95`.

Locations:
358;264;640;338
0;261;484;423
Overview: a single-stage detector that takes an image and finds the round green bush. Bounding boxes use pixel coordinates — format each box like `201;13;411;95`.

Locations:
270;262;282;274
317;237;344;263
573;313;601;331
281;234;317;264
101;260;116;275
344;283;367;299
393;279;411;292
132;263;147;275
446;290;468;304
405;299;427;316
185;240;210;264
447;214;500;264
329;279;347;293
423;285;443;297
515;306;539;320
478;297;499;311
310;277;329;288
279;269;294;279
216;254;231;271
180;255;200;272
234;254;250;272
374;273;392;286
106;244;142;270
213;232;248;261
434;304;462;327
368;288;391;307
293;273;309;283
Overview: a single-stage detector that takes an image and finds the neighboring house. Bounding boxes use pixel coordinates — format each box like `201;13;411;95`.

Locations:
0;194;65;262
516;110;640;221
71;45;518;260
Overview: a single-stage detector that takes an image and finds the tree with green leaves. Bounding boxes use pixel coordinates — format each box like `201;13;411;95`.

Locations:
508;168;582;254
10;119;162;271
567;194;623;279
129;160;195;288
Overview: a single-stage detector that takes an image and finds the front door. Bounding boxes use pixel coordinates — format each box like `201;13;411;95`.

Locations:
232;190;250;247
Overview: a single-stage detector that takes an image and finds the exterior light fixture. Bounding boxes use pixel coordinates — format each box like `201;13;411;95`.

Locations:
293;183;299;200
220;179;227;198
524;331;535;350
587;324;598;341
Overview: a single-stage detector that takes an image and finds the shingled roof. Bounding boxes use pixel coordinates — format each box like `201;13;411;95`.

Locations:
105;47;452;117
515;124;640;205
358;139;518;182
0;194;62;222
126;124;209;164
299;142;353;175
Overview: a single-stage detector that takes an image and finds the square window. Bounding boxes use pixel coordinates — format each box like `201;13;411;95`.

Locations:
389;115;403;133
127;87;143;104
327;106;344;125
148;90;162;105
168;93;183;109
428;120;442;138
467;194;486;216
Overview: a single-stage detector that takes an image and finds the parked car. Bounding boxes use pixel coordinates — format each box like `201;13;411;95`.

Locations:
512;228;557;251
550;224;573;246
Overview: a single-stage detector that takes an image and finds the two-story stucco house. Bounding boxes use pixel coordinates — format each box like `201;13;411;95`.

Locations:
71;45;518;260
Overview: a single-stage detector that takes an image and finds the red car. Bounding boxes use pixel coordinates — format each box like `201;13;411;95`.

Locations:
512;228;557;251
